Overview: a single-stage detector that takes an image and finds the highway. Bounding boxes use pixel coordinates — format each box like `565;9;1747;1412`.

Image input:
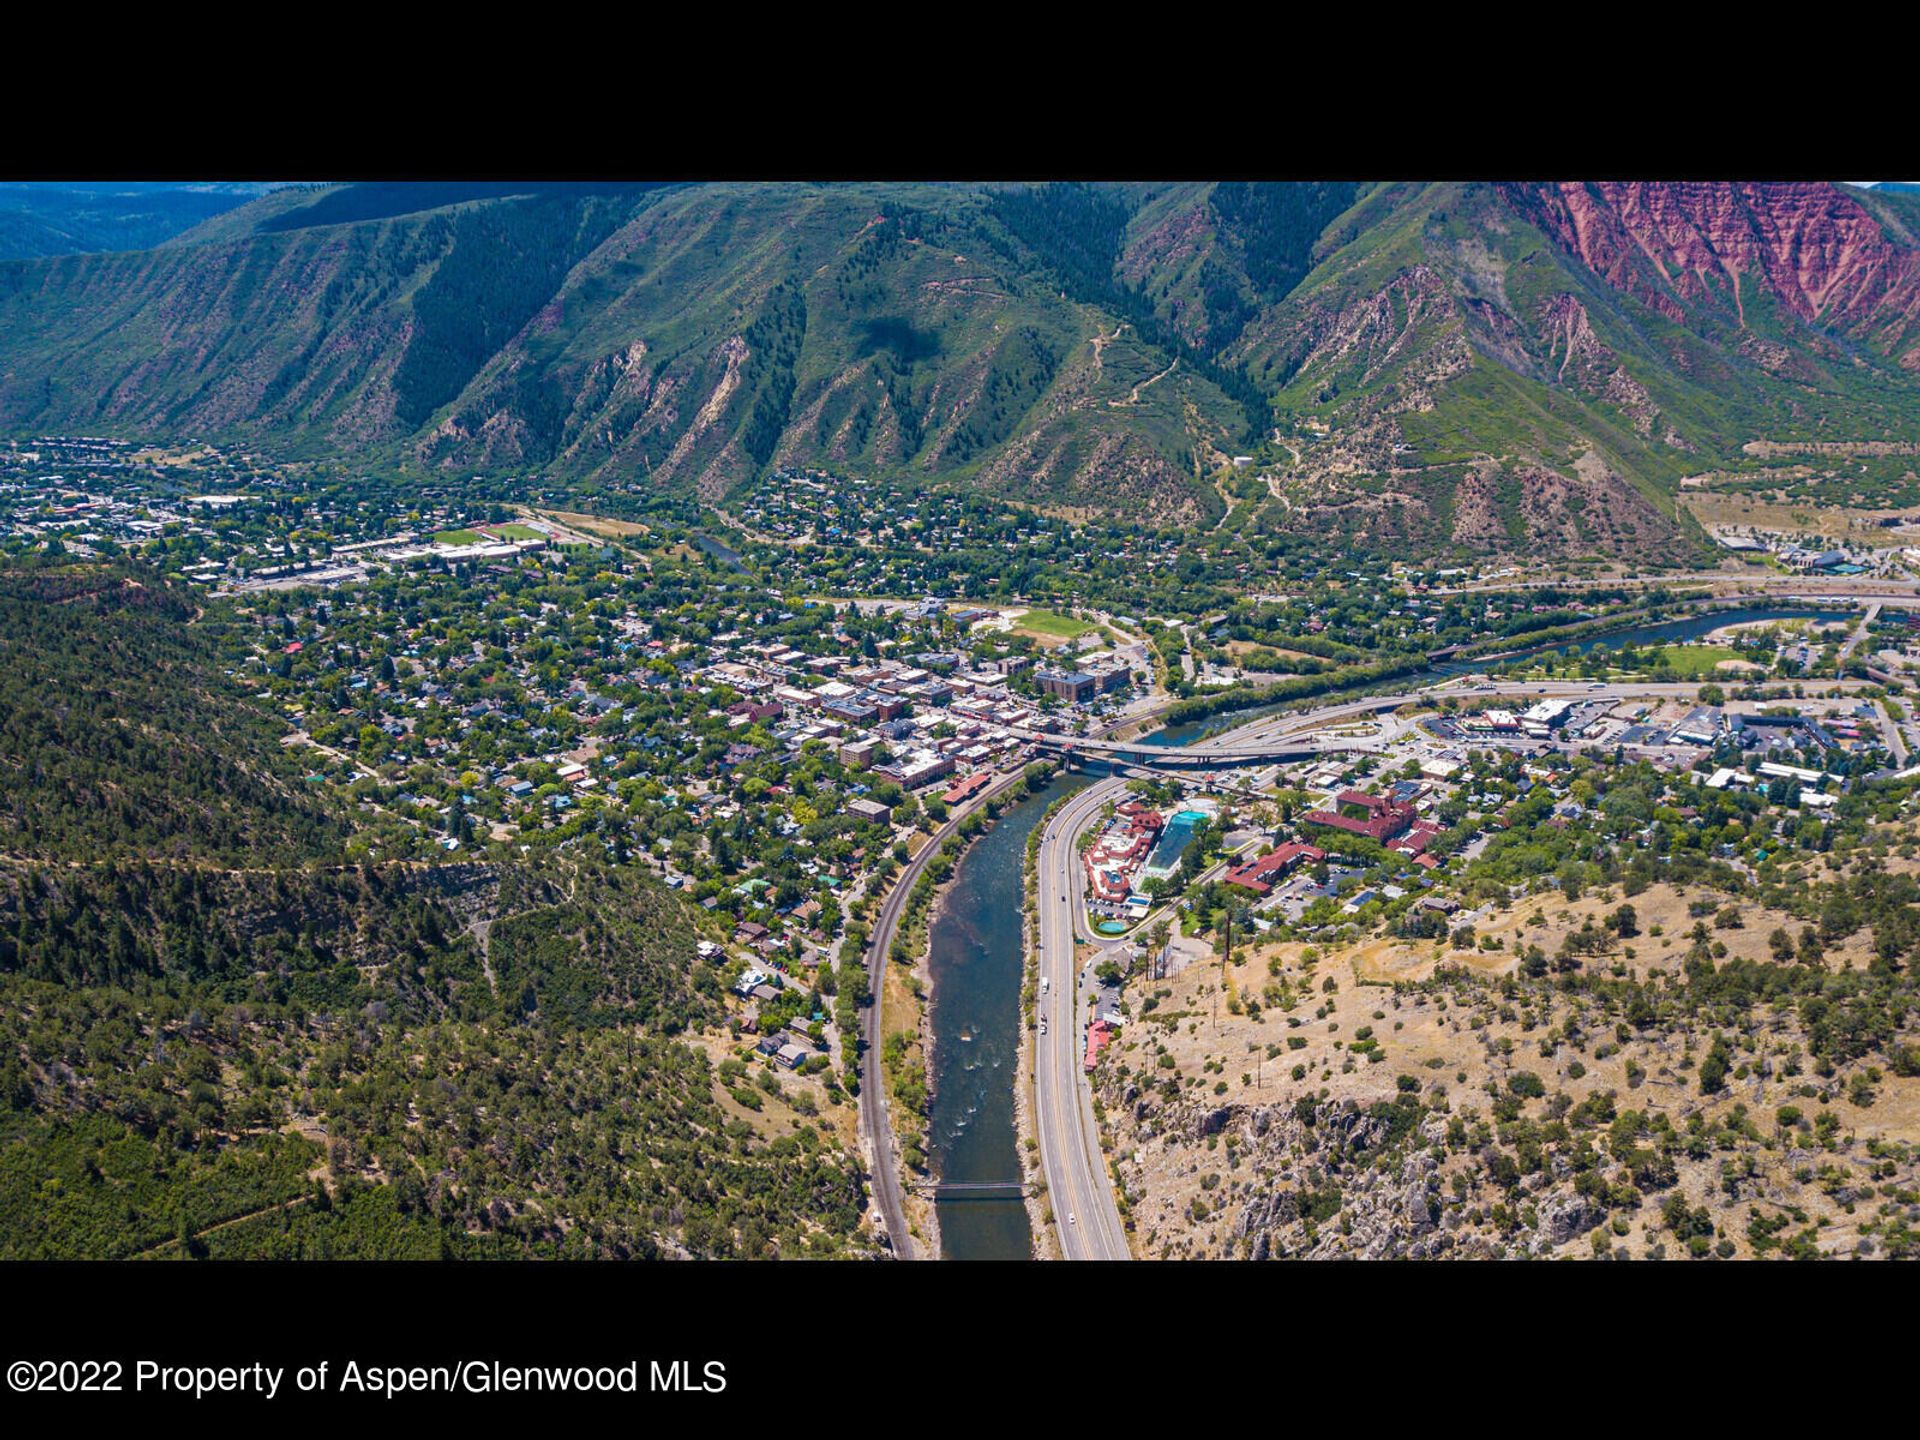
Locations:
863;680;1393;1260
1038;593;1909;762
1429;574;1920;600
1033;775;1132;1259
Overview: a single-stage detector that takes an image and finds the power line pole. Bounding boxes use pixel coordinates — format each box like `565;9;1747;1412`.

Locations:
1214;911;1230;1030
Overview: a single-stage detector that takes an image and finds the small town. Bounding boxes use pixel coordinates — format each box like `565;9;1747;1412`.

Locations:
7;434;1920;1273
12;156;1920;1428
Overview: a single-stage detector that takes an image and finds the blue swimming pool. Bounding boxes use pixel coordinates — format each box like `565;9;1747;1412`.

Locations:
1144;809;1206;877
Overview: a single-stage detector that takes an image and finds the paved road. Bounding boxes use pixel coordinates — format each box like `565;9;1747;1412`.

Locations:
1431;575;1920;600
1033;775;1131;1260
1841;602;1884;662
1876;698;1911;768
1023;675;1890;772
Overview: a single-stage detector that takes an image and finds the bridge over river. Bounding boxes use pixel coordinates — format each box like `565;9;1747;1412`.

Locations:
910;1180;1036;1201
1008;701;1407;770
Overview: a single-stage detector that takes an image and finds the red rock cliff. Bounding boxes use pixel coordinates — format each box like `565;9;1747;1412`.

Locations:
1502;181;1920;363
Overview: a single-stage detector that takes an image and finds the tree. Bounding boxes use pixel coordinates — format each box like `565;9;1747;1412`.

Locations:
1699;1033;1733;1095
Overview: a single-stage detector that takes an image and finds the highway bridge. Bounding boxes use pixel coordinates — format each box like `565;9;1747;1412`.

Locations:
1050;737;1325;768
1011;717;1398;769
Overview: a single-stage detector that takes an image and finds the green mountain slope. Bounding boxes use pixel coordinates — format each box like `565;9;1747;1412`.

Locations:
0;182;1248;524
1224;181;1920;558
0;561;351;865
413;182;1249;523
4;179;1920;557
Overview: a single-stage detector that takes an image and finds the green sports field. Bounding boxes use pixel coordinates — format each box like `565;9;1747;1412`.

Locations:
1013;608;1092;640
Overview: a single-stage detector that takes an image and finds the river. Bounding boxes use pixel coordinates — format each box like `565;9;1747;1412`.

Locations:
926;721;1227;1258
926;772;1085;1259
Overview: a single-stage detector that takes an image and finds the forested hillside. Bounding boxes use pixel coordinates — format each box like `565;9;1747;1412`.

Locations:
0;562;351;865
5;179;1920;558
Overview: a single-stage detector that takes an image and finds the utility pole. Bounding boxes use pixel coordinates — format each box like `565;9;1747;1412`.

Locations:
1224;909;1235;999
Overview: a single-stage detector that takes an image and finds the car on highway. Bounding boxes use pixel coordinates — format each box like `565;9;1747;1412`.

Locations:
1040;975;1050;993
